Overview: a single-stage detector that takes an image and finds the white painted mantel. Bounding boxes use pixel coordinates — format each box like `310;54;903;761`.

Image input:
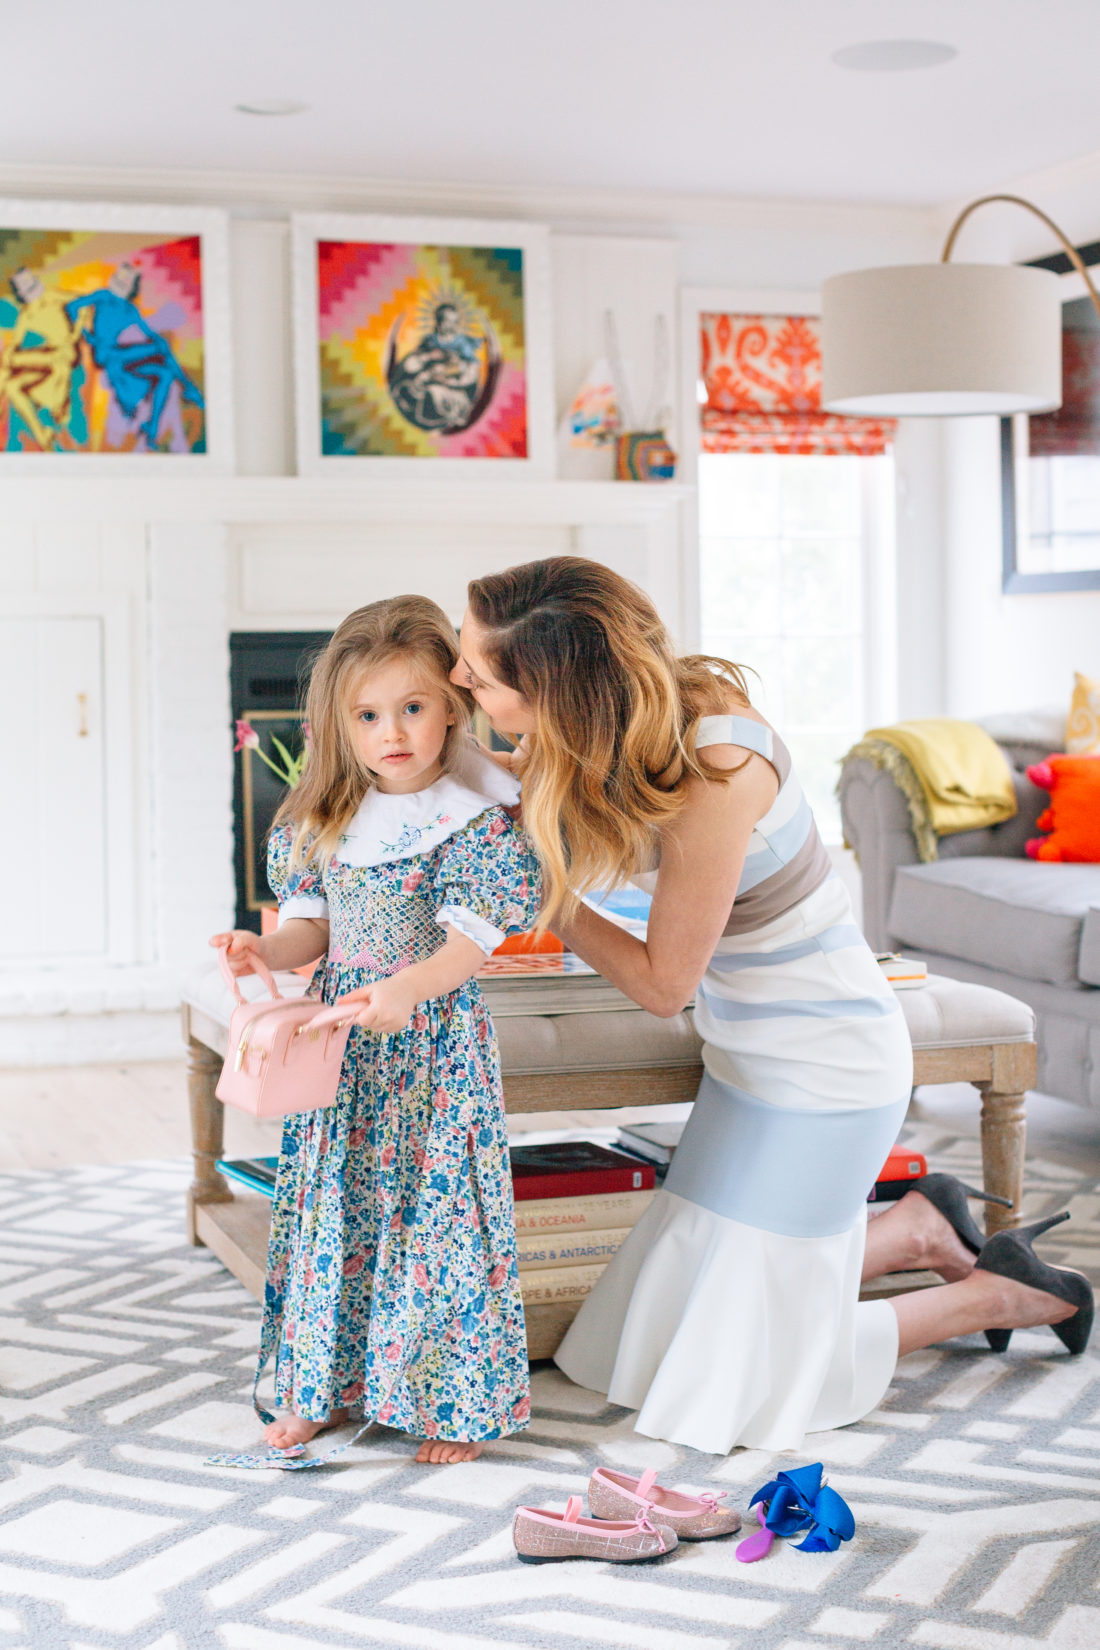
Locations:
0;476;693;1065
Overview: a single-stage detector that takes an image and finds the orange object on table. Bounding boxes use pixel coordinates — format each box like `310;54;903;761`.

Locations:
492;929;564;955
260;905;322;978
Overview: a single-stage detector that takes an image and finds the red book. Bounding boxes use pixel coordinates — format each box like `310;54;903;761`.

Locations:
878;1145;927;1182
510;1142;656;1202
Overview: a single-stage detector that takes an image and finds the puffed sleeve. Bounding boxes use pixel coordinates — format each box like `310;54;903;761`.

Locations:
266;824;329;927
433;807;542;955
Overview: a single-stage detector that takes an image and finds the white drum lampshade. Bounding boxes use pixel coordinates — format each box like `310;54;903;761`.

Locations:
821;262;1063;416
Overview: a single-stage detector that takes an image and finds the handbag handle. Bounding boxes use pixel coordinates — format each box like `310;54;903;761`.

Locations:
218;942;282;1005
306;1001;356;1034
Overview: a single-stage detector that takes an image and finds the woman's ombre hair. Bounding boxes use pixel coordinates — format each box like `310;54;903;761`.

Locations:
275;595;471;871
466;557;749;927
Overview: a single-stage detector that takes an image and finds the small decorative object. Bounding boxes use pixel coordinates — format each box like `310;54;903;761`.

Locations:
234;718;308;789
604;310;677;481
1066;670;1100;753
614;429;677;481
235;714;309;919
0;197;231;469
564;356;621;447
292;212;553;476
742;1463;855;1557
1026;756;1100;862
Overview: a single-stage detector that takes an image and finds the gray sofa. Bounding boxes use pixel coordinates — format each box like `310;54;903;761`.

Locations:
838;713;1100;1110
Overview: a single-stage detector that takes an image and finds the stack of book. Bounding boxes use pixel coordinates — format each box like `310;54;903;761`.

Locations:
214;1141;658;1315
510;1141;656;1309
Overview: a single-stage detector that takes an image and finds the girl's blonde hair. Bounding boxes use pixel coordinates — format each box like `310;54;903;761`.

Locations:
275;595;471;870
466;556;750;928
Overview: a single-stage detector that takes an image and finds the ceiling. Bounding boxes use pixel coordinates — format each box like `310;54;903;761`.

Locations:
6;0;1100;206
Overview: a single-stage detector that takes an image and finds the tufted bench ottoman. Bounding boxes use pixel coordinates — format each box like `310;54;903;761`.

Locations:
181;966;1036;1355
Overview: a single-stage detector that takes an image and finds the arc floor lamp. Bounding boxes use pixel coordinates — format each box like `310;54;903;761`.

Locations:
822;194;1100;417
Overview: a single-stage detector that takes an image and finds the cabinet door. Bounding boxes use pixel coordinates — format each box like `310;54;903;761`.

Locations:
0;617;107;960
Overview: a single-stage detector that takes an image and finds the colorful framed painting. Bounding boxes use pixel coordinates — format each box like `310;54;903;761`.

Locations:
0;199;232;471
292;213;553;477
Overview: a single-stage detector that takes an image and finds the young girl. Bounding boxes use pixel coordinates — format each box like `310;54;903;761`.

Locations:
210;596;541;1467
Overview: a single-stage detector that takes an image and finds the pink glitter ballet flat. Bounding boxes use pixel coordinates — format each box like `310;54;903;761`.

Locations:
512;1495;678;1563
588;1466;742;1540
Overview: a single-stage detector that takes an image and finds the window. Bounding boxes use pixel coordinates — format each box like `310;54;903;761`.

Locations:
698;450;896;842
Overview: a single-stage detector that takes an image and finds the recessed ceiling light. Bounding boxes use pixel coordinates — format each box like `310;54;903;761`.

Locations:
831;39;957;72
234;99;308;116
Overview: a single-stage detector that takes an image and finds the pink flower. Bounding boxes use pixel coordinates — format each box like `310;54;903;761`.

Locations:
411;1012;428;1032
512;1397;530;1422
433;1086;450;1111
234;719;260;752
378;1402;394;1423
381;1144;395;1168
488;815;507;836
402;871;424;892
342;1253;365;1278
489;1264;507;1288
423;1420;439;1437
413;1263;429;1287
349;1127;366;1150
384;1340;403;1363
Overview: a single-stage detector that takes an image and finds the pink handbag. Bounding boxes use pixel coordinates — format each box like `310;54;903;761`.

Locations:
214;947;354;1118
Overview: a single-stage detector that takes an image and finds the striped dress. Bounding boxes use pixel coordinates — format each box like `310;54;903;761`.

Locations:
554;712;914;1455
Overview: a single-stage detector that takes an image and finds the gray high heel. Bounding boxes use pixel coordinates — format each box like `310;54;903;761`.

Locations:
975;1210;1093;1355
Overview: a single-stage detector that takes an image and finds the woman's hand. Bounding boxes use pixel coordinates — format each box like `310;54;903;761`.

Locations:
336;976;420;1035
209;929;267;977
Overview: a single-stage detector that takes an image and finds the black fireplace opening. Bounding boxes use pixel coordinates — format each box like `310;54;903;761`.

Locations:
230;631;331;932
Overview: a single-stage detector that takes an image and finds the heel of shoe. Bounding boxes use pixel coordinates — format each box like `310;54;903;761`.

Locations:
954;1181;1013;1210
1015;1209;1071;1246
984;1327;1012;1353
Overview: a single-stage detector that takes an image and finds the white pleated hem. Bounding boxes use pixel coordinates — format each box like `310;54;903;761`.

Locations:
554;1189;899;1456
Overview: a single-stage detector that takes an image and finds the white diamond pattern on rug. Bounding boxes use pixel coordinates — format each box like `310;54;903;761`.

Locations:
0;1132;1097;1649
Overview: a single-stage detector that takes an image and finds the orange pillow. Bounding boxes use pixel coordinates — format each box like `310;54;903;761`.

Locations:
1026;756;1100;862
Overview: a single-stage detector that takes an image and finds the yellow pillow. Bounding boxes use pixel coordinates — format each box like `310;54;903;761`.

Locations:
1067;671;1100;754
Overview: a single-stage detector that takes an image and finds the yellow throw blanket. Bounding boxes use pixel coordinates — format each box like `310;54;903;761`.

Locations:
862;718;1017;840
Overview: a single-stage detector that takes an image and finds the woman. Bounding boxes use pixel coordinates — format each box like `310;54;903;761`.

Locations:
451;556;1092;1456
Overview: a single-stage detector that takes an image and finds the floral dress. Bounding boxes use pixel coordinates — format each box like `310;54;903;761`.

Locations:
253;744;541;1455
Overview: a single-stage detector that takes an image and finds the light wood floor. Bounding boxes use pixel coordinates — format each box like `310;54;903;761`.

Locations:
2;1061;1099;1179
0;1061;701;1170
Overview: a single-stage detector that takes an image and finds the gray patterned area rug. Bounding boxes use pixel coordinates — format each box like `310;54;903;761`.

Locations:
1;1122;1099;1650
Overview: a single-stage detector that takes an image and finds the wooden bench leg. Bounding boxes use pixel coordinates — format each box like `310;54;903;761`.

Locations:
187;1035;232;1244
976;1042;1036;1237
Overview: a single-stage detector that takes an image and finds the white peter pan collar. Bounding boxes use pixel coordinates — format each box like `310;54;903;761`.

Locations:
335;738;519;868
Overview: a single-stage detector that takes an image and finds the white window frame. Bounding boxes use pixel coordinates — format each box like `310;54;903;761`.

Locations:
678;284;898;735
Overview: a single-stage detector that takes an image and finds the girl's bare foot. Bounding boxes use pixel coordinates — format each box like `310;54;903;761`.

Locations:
265;1406;349;1451
414;1438;484;1464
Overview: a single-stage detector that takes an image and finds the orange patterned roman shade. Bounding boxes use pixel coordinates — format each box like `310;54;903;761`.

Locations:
701;312;896;456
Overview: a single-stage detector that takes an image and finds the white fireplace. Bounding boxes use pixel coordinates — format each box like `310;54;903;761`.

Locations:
0;477;692;1064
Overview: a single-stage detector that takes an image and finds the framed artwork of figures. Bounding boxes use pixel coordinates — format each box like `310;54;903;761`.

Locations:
1002;241;1100;591
291;213;553;477
0;199;232;471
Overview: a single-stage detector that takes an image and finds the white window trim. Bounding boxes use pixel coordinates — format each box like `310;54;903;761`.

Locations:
678;282;898;735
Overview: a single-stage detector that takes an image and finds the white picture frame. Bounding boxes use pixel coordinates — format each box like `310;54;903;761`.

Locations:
291;212;553;478
0;197;233;473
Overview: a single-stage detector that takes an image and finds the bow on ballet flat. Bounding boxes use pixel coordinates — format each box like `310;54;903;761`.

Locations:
747;1463;855;1554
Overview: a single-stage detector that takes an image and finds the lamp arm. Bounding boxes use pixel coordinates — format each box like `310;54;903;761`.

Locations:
941;193;1100;321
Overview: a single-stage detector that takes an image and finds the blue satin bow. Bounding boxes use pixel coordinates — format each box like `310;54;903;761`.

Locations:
748;1463;855;1553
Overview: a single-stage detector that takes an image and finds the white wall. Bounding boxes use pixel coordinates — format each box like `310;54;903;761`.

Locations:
932;150;1100;720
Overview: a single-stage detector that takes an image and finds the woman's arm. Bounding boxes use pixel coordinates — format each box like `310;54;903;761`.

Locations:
335;927;486;1033
551;746;779;1017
